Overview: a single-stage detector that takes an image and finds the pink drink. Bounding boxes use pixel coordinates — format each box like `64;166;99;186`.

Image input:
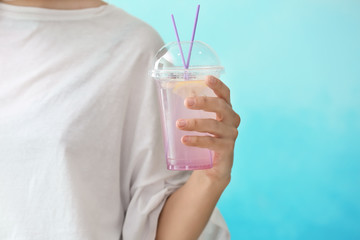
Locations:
152;41;224;171
157;79;216;170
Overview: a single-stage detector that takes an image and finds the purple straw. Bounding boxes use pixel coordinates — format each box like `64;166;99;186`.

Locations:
171;14;187;69
186;5;200;69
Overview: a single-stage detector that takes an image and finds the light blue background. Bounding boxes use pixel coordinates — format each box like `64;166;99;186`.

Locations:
110;0;360;239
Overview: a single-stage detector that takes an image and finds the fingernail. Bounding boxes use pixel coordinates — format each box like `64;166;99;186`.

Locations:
208;76;216;85
177;120;186;127
186;98;195;106
182;136;190;143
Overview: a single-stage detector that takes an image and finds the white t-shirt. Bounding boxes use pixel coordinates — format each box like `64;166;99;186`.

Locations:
0;3;229;240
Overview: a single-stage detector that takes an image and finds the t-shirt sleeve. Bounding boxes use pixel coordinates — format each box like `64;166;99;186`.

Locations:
119;26;191;239
119;24;230;240
199;208;231;240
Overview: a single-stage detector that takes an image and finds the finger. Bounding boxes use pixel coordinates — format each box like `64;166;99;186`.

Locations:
205;76;231;105
184;96;239;126
176;118;238;139
181;135;235;152
234;112;241;128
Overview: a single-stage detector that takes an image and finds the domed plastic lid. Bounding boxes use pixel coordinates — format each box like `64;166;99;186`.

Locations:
152;41;224;80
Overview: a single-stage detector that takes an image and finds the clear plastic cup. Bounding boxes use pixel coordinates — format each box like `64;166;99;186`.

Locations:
152;41;224;171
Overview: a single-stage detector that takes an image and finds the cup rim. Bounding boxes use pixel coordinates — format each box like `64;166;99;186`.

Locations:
151;66;224;80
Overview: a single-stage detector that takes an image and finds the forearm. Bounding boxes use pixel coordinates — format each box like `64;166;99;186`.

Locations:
156;171;230;240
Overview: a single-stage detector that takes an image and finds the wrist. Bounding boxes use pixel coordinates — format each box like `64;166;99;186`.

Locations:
190;169;230;195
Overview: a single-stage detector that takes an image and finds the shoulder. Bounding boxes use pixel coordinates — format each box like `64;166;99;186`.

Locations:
102;5;164;54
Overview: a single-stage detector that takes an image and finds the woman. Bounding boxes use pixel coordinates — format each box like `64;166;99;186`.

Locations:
0;0;240;239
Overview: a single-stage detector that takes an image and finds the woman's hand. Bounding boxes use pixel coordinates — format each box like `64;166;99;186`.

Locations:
157;76;239;239
176;75;240;185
